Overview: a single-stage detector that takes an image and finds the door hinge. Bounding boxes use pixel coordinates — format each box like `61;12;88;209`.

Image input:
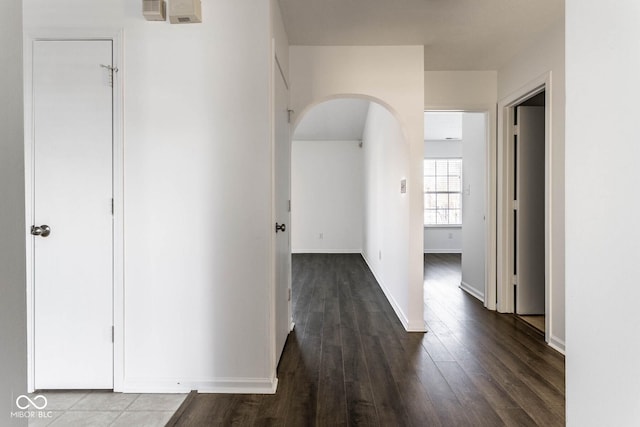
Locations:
111;198;114;215
288;200;291;213
288;288;291;302
111;326;114;342
513;200;519;210
287;109;294;124
100;64;118;88
513;275;518;286
513;124;519;136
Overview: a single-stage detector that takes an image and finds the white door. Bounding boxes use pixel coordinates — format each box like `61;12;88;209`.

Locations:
274;61;291;361
515;106;545;315
33;40;114;389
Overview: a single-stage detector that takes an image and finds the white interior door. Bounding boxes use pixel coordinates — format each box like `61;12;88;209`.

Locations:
33;40;114;389
515;106;545;315
274;60;291;361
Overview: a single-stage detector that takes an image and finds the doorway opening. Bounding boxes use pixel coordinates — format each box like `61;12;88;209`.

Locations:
497;74;553;345
423;111;488;307
512;91;546;333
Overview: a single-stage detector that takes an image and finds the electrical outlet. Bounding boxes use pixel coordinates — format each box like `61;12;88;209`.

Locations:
448;232;453;239
379;250;382;260
319;232;323;240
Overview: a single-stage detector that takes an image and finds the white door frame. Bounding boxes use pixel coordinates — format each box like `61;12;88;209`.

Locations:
496;72;553;343
424;105;497;311
24;30;125;392
269;40;292;387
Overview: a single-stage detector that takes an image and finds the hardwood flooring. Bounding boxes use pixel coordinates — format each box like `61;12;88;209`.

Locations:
167;253;565;426
519;315;546;333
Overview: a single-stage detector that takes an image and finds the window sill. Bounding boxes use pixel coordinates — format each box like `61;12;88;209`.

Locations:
424;225;462;229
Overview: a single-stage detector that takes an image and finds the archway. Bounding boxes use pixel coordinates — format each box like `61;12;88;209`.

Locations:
288;95;420;334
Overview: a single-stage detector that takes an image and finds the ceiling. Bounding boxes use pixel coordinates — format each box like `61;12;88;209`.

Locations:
278;0;564;70
293;98;370;141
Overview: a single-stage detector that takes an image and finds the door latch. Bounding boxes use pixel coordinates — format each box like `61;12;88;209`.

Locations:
31;225;51;237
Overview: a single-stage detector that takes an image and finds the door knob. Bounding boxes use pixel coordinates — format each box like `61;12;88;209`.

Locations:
31;225;51;237
275;223;286;233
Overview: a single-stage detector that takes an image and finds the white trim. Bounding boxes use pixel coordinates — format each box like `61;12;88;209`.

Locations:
292;249;362;254
120;377;278;394
497;72;556;348
459;281;484;302
424;249;462;254
548;335;565;355
270;37;293;384
268;37;277;388
361;253;427;332
23;30;125;393
424;105;496;311
111;30;125;394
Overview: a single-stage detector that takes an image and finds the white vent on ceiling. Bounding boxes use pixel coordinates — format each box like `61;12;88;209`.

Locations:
143;0;166;21
169;0;202;24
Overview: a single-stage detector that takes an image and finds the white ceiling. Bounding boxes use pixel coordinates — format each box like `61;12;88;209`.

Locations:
293;98;370;141
278;0;564;70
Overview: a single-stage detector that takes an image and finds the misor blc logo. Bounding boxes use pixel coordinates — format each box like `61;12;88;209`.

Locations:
10;394;52;419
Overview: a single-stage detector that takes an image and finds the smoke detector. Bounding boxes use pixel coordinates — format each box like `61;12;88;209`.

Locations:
169;0;202;24
143;0;166;21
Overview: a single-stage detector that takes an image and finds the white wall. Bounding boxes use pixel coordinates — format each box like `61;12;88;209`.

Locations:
461;113;487;301
498;18;565;350
423;139;463;253
289;46;425;330
271;0;289;83
291;140;363;253
362;103;410;322
24;0;277;393
566;1;640;424
424;228;462;253
0;0;27;423
425;71;497;108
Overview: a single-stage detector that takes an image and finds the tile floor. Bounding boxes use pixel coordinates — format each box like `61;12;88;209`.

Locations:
26;391;186;427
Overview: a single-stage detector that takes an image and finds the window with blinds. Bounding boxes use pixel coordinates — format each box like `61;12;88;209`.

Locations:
424;158;462;226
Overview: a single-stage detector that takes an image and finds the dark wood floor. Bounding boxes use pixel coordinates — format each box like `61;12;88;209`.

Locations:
167;253;565;426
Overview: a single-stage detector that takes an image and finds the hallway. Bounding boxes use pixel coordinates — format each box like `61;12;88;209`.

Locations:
168;253;565;426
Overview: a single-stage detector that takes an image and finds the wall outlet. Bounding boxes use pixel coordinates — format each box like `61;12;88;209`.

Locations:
448;232;453;239
379;250;382;260
319;232;323;240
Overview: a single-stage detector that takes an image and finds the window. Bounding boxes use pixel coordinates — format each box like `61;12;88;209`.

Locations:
424;158;462;225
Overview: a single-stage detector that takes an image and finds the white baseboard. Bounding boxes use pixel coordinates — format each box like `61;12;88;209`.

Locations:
424;249;462;254
120;377;278;394
548;335;565;355
459;281;484;302
406;319;427;332
292;249;362;254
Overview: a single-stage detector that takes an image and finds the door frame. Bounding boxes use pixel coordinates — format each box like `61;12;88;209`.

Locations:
496;72;553;343
269;39;292;385
23;30;124;392
423;105;497;311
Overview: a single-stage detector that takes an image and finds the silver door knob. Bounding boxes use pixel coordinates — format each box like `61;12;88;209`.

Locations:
31;225;51;237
